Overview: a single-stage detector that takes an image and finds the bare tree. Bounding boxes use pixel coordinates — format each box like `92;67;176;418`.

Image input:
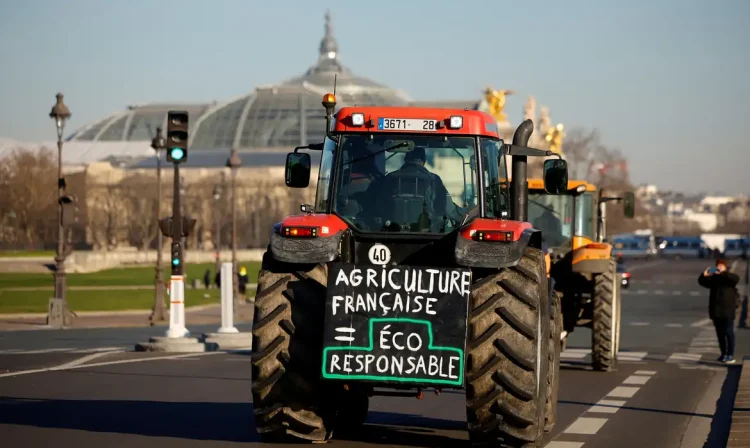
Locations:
119;174;159;250
88;184;129;250
0;147;58;247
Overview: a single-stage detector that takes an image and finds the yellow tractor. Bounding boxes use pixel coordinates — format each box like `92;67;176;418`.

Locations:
528;179;634;371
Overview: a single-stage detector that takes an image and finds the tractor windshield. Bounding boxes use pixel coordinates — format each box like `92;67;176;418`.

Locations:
528;192;574;247
316;133;481;233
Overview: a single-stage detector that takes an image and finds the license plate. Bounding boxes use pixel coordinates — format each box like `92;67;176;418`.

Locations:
378;118;437;132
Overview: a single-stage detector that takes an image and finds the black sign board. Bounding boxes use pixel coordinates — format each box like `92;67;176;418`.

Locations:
321;263;471;387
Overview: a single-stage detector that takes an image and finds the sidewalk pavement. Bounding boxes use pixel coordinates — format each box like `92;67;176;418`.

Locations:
728;357;750;447
0;301;256;331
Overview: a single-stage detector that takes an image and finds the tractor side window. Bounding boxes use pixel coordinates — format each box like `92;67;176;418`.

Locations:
574;192;595;239
480;137;509;219
314;137;336;212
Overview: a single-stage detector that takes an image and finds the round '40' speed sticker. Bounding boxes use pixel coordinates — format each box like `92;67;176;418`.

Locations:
368;243;391;266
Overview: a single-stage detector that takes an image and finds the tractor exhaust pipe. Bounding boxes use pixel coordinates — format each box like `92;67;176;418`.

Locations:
511;119;534;222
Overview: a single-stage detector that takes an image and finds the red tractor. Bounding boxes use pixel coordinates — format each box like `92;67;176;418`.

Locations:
250;93;569;447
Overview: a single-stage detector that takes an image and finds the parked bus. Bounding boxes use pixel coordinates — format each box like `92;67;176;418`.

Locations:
612;234;658;259
658;236;707;259
724;238;749;259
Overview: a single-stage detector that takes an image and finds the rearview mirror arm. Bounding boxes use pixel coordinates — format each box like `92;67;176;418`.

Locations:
505;144;563;159
293;142;324;153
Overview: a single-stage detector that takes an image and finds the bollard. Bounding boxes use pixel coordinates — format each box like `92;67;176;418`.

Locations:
218;262;239;334
166;274;190;338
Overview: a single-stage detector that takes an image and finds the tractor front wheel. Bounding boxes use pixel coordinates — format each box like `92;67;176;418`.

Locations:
545;290;562;432
250;250;334;442
466;247;551;446
591;259;620;372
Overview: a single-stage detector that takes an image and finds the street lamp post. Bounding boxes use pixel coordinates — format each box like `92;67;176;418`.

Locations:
226;148;241;305
150;128;167;324
213;183;223;276
48;93;72;327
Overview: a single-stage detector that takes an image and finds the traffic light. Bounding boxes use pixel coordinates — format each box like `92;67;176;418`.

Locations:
166;111;189;163
170;242;183;274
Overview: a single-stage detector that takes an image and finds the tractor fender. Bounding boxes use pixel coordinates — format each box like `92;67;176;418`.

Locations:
454;227;542;269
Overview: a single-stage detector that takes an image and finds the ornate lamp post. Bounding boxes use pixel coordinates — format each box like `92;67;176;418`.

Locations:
213;183;223;275
48;93;72;326
226;148;241;305
150;127;167;324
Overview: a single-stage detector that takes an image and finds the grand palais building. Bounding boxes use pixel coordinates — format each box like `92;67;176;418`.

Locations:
1;13;559;252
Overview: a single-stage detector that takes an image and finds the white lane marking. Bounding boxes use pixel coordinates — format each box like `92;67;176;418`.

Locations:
334;336;355;342
545;442;584;448
564;417;608;435
16;348;72;354
691;318;712;327
635;370;657;375
623;375;651;385
70;346;127;354
654;290;665;295
588;399;627;414
630;322;650;326
689;291;701;297
51;351;119;369
688;348;720;354
665;323;683;328
618;352;648;361
0;351;223;378
607;386;640;398
672;291;682;296
0;349;25;354
667;353;703;363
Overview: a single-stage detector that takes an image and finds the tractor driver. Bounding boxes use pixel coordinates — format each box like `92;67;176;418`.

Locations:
365;147;465;230
534;208;566;247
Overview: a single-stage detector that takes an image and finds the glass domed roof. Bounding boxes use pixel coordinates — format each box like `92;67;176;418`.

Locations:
189;11;411;150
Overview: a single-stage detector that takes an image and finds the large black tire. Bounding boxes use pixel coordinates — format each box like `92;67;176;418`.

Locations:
591;259;620;372
466;247;551;446
250;250;333;442
545;290;562;432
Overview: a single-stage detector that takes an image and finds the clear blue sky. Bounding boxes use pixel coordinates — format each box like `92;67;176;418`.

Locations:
1;0;748;195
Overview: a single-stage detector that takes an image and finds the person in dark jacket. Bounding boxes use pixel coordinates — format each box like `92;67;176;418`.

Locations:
698;258;741;363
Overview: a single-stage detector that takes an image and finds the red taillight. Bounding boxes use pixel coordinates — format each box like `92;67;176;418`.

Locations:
283;226;317;238
623;272;631;278
474;230;513;242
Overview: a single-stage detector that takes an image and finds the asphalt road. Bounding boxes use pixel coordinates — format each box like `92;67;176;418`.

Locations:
0;258;747;447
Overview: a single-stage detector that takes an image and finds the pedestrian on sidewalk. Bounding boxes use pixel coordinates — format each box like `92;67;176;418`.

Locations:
698;258;741;364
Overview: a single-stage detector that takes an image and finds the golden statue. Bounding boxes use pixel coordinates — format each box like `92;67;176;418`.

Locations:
483;86;515;122
545;123;565;153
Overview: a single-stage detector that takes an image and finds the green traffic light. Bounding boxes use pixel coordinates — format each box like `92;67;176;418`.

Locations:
169;147;185;160
172;258;180;266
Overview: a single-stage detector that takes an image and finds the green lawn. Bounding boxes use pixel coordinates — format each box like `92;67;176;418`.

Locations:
0;288;253;314
0;250;55;258
0;262;263;289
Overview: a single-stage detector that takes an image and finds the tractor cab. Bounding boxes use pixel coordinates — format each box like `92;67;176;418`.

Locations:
279;93;568;267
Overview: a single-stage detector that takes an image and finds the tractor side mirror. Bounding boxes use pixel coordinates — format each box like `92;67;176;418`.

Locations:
623;191;635;218
543;159;568;194
285;152;311;188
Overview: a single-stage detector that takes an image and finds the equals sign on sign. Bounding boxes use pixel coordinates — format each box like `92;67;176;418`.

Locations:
335;327;355;342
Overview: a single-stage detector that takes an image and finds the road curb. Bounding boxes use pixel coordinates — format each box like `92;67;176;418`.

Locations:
0;303;220;319
727;356;750;447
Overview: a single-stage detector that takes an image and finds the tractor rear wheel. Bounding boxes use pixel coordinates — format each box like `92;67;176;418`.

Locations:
250;250;333;442
591;259;620;372
545;290;562;432
466;246;551;446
